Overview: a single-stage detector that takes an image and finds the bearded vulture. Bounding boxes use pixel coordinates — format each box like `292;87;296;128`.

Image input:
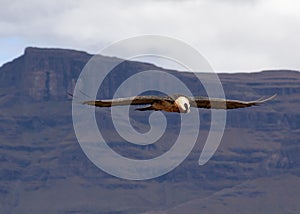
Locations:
81;94;276;113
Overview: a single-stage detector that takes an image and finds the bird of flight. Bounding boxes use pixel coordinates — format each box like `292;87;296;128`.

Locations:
81;94;276;113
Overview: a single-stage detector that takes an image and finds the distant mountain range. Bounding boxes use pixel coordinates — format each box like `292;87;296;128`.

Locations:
0;47;299;213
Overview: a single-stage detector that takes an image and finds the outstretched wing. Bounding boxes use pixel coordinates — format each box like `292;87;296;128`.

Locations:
82;95;170;107
189;94;276;109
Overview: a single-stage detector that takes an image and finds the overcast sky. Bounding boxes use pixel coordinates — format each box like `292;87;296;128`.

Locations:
1;0;299;72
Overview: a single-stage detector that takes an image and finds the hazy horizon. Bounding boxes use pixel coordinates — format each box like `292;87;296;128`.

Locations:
1;46;299;74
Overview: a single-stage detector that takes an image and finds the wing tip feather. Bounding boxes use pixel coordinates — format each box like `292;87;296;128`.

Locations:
256;94;277;104
82;100;97;106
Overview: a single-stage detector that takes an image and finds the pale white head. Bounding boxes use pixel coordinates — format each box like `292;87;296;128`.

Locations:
175;96;190;113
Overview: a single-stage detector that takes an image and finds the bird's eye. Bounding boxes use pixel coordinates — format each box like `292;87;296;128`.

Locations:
184;103;188;111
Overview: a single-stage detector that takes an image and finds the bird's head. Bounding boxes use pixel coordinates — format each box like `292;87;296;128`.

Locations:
175;96;190;113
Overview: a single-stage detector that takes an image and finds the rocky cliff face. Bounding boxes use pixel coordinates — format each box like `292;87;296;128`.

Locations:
0;47;92;101
0;48;299;213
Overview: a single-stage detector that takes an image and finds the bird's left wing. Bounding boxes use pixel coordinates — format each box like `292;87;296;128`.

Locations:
82;95;169;107
189;94;276;109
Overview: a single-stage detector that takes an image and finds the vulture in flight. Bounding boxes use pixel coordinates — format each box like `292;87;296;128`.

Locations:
81;94;276;113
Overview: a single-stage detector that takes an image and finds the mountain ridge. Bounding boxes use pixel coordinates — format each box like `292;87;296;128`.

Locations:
0;47;299;213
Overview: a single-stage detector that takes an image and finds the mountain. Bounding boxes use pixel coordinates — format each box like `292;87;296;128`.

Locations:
145;174;300;214
0;47;299;213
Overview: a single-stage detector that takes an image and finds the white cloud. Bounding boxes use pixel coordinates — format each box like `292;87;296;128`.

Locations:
0;0;299;72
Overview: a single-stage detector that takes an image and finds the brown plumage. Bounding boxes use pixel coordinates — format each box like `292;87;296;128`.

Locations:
81;94;276;114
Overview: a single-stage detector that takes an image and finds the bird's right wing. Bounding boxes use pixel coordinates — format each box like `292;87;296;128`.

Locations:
82;95;170;107
189;94;276;109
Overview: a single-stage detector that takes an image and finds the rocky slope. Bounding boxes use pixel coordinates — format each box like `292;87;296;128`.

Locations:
0;47;299;213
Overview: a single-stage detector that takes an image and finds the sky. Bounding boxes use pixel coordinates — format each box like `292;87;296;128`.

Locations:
0;0;300;72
